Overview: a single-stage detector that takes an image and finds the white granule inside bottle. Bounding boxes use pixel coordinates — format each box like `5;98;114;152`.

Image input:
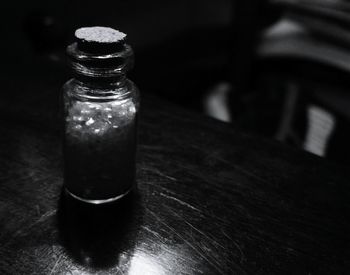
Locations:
75;26;126;43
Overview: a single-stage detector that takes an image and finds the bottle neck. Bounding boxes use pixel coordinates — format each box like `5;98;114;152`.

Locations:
67;42;133;90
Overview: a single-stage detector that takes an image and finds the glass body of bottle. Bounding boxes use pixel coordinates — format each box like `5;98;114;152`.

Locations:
62;28;139;204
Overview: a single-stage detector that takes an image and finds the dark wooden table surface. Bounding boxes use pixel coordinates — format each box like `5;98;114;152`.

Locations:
0;58;350;274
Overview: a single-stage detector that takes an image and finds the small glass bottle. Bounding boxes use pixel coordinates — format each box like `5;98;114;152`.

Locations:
62;27;139;204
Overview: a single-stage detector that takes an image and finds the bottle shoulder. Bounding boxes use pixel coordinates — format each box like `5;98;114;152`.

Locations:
63;78;139;103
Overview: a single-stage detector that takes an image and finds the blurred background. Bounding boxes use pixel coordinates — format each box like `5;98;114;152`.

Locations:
1;0;350;165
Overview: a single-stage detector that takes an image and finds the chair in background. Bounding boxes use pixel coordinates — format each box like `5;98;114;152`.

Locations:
228;0;350;165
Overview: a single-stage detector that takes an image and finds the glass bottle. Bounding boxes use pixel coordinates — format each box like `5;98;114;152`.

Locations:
62;27;139;204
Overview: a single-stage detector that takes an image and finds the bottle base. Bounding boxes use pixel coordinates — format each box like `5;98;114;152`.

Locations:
65;188;131;204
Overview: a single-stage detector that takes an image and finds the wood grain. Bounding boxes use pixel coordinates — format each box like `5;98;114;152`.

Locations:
0;95;349;274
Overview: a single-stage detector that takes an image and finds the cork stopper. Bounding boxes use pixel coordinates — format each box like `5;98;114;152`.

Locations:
75;26;127;54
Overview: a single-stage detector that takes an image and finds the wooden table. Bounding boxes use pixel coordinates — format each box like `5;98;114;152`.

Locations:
0;64;349;274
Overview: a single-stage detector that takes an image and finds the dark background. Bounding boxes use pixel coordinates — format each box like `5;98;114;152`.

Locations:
2;0;350;166
1;0;232;109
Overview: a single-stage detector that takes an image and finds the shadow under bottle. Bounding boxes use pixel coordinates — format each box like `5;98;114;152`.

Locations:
57;189;142;270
